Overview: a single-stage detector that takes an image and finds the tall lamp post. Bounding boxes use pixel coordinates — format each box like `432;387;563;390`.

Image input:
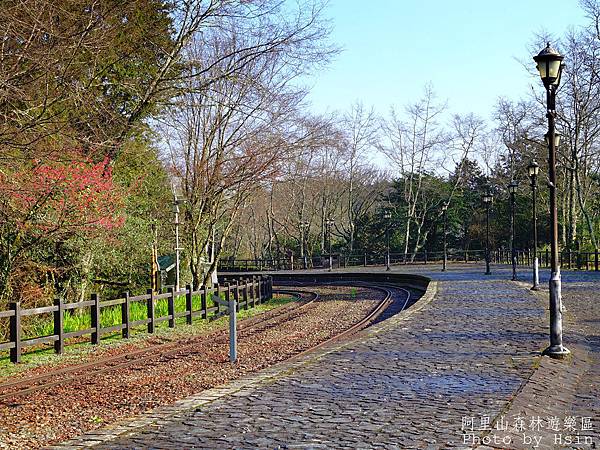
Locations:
483;192;493;275
533;42;570;358
441;203;448;272
508;180;519;281
300;221;309;269
383;210;392;271
528;161;540;290
325;218;334;272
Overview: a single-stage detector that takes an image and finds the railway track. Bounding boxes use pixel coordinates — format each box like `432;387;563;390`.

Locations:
0;289;317;403
0;282;412;403
290;282;411;357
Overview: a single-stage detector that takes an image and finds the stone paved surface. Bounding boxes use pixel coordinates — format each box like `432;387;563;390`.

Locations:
52;263;600;449
386;264;600;449
480;271;600;449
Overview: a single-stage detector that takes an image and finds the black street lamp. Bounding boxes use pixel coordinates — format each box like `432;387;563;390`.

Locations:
482;192;493;275
508;180;519;281
533;42;569;358
528;161;540;290
383;210;392;271
300;221;309;269
172;192;187;292
441;203;448;272
325;218;334;272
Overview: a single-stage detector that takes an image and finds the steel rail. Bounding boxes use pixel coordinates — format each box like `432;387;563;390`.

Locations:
290;282;411;359
0;283;411;402
0;289;316;402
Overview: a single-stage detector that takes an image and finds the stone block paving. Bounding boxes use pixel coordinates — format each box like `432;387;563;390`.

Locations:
480;270;600;450
80;266;553;449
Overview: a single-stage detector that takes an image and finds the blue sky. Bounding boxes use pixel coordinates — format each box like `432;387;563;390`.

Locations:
305;0;588;122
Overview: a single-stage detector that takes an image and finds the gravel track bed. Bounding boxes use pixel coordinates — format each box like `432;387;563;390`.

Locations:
0;285;383;449
0;292;310;386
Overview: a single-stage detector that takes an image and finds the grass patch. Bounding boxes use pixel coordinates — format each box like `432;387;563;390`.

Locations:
25;294;219;339
0;295;295;379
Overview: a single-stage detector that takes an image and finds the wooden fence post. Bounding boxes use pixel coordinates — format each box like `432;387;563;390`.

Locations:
9;302;21;363
167;286;175;328
53;298;64;354
91;293;100;344
215;284;221;315
121;291;131;338
233;281;240;312
243;279;249;310
257;277;263;304
250;277;256;307
264;276;269;301
264;276;269;300
262;275;269;303
185;284;193;325
147;289;155;333
201;286;207;320
224;282;230;313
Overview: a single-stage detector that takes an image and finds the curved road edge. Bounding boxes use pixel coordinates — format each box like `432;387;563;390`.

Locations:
48;273;433;450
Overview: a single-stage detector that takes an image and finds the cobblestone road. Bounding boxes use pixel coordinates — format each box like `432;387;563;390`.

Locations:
480;268;600;450
72;265;556;449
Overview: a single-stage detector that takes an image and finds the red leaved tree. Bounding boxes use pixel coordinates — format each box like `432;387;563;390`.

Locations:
0;152;125;302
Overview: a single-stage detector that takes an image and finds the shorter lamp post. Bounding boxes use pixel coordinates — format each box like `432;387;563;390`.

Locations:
482;192;493;275
383;210;392;271
441;203;448;272
300;221;309;269
528;161;540;290
325;218;334;272
172;194;187;292
508;180;519;281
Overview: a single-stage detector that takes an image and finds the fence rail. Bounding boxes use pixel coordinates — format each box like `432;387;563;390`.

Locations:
220;249;600;273
0;276;273;364
494;249;600;271
219;250;486;272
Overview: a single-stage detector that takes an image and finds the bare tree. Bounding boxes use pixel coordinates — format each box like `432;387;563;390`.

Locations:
338;102;379;251
379;85;448;260
159;3;335;286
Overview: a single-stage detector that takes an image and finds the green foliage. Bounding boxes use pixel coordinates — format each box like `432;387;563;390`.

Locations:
92;133;173;299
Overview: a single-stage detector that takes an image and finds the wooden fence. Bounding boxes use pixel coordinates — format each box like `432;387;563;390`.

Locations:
219;250;486;272
0;276;273;364
494;249;600;271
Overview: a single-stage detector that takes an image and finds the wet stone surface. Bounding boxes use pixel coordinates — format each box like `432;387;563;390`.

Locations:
482;270;600;450
88;269;548;449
